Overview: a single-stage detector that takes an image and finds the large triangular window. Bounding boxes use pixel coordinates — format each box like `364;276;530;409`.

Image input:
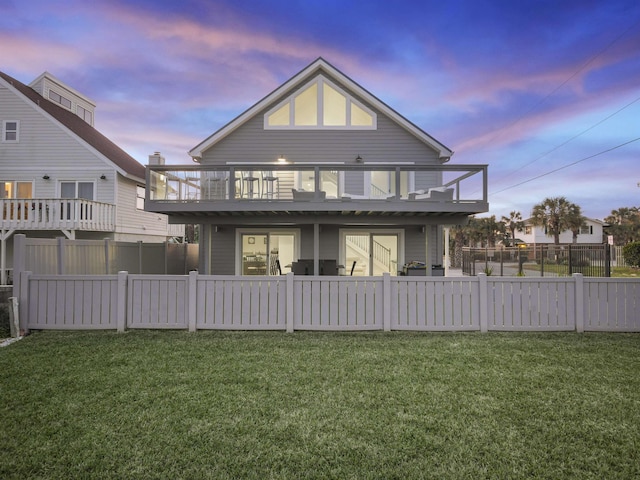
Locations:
265;75;376;129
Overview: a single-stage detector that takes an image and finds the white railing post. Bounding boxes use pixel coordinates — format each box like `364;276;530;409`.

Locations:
383;272;391;331
478;273;488;333
286;272;294;333
116;271;128;332
188;270;198;332
573;273;584;333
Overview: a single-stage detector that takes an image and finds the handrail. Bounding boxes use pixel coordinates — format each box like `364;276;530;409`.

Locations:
1;198;116;231
147;164;488;203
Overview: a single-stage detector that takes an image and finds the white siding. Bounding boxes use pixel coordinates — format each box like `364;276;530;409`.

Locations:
114;176;171;239
0;84;113;201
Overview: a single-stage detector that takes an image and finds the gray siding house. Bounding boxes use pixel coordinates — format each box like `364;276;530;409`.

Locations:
146;58;488;276
0;71;183;284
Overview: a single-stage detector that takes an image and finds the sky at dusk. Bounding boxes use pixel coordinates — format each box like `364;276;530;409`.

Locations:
1;0;639;221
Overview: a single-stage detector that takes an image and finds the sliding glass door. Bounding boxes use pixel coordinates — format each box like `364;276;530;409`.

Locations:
240;231;297;275
342;231;400;276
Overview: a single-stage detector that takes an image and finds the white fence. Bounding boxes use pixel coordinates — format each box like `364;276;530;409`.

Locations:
14;272;640;333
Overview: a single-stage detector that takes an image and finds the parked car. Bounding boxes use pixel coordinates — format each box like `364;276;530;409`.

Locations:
498;238;527;248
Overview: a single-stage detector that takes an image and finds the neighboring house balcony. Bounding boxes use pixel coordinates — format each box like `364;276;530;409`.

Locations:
1;198;115;234
146;164;488;218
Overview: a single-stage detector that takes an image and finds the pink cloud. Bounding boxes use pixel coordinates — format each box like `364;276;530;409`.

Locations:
0;34;84;76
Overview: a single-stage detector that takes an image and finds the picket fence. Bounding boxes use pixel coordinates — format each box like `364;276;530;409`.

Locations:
14;272;640;333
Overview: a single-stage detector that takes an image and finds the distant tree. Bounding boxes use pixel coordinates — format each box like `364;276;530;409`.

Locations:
475;216;502;247
530;197;584;245
450;224;466;268
622;241;640;268
604;207;640;245
501;211;524;244
566;203;587;244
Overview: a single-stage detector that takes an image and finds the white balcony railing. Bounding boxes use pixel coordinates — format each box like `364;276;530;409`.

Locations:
1;198;116;232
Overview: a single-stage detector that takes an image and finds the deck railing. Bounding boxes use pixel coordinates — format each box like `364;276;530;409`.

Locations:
1;198;115;232
146;164;488;204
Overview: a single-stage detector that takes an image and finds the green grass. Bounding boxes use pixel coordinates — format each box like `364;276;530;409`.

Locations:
520;264;639;277
1;331;640;479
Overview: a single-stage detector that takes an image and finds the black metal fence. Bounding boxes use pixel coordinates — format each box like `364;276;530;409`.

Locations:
462;244;611;277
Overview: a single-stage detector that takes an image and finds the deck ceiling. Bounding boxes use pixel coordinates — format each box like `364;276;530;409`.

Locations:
158;207;485;226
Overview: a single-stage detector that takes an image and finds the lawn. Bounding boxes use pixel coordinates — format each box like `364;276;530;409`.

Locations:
1;331;639;479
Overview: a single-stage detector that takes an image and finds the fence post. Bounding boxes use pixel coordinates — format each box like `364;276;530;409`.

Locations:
8;297;19;338
573;273;584;333
478;273;488;333
104;239;110;274
188;270;198;332
12;234;26;300
286;272;294;333
57;237;66;275
116;271;128;333
18;270;31;335
383;272;391;331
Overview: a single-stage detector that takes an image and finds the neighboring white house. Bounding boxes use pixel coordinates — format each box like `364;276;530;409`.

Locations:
519;217;607;245
0;70;183;284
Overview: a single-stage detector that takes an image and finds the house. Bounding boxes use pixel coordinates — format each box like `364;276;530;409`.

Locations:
519;217;607;245
0;70;183;284
145;58;488;276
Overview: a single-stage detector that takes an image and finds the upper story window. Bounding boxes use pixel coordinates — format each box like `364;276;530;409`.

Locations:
77;105;93;125
2;121;19;142
60;181;94;200
580;225;593;235
49;90;72;109
136;185;145;210
1;181;32;199
265;76;376;130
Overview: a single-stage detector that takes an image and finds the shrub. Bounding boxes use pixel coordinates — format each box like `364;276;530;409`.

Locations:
0;303;10;338
623;242;640;268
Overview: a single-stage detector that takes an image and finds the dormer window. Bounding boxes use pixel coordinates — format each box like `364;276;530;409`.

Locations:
265;76;376;130
77;105;93;125
49;90;72;109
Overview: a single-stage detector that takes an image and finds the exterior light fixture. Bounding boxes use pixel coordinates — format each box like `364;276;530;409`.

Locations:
355;155;363;163
277;154;287;164
100;174;107;180
42;175;50;180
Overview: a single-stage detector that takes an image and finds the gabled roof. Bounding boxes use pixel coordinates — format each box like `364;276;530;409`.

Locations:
0;71;145;182
189;57;454;160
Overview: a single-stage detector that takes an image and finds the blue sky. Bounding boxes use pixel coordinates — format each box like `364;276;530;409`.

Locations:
1;0;639;220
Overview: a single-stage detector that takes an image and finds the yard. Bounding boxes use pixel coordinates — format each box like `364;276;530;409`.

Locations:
1;331;639;479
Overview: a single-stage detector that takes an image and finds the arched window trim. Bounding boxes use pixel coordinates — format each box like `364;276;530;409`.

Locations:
264;75;377;130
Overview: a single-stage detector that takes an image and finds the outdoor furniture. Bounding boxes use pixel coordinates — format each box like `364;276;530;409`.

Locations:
292;189;326;200
408;187;454;201
261;171;279;198
242;172;260;198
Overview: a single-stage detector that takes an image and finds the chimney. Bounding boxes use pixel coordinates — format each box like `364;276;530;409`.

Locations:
148;151;165;165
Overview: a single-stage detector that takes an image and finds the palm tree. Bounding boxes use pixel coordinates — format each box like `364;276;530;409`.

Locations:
566;203;587;244
530;197;584;245
605;207;640;245
501;211;524;245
